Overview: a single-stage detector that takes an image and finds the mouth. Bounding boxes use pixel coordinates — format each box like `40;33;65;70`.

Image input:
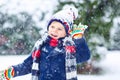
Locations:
50;33;58;38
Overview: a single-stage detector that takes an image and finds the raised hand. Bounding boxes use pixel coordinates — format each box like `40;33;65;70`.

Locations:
70;23;88;39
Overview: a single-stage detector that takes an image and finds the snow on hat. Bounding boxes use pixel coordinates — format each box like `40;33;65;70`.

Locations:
47;6;78;35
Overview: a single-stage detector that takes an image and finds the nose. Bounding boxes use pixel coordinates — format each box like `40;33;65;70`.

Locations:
53;28;57;33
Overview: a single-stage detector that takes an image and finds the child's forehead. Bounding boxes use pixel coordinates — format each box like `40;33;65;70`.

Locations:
50;21;65;28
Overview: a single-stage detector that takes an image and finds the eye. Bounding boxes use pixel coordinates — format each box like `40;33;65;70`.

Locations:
58;28;62;31
51;26;55;28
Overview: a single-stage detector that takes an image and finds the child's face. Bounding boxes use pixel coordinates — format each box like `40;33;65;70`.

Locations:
48;21;66;39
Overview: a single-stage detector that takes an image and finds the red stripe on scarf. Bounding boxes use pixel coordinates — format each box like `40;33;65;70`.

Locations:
65;46;76;53
32;50;41;58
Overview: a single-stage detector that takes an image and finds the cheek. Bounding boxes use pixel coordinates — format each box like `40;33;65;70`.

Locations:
59;31;66;37
48;30;51;35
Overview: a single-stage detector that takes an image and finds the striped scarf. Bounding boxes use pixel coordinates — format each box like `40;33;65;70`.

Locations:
31;33;77;80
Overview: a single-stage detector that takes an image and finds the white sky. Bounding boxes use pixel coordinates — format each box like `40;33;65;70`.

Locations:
0;0;58;14
0;0;59;31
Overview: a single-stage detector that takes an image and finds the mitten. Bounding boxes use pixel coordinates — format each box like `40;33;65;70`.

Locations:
70;23;88;39
0;67;14;80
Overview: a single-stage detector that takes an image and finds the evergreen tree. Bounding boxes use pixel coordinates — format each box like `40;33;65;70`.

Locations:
56;0;120;74
110;22;120;50
0;12;42;55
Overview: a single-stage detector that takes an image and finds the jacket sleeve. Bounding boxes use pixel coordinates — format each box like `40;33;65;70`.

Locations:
73;37;90;63
12;39;43;77
12;54;33;77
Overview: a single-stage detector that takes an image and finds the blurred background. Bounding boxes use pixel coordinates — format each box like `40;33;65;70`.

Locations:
0;0;120;80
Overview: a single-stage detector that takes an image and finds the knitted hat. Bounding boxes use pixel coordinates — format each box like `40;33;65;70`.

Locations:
47;6;78;35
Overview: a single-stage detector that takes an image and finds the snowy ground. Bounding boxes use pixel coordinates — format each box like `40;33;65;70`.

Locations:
0;50;120;80
78;51;120;80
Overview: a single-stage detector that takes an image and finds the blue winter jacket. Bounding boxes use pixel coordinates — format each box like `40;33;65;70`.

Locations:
13;37;90;80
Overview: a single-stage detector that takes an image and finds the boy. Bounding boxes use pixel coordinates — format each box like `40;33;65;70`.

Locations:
0;6;90;80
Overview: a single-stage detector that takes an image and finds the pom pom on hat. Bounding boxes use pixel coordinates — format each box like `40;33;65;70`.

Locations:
47;6;78;35
62;6;78;20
